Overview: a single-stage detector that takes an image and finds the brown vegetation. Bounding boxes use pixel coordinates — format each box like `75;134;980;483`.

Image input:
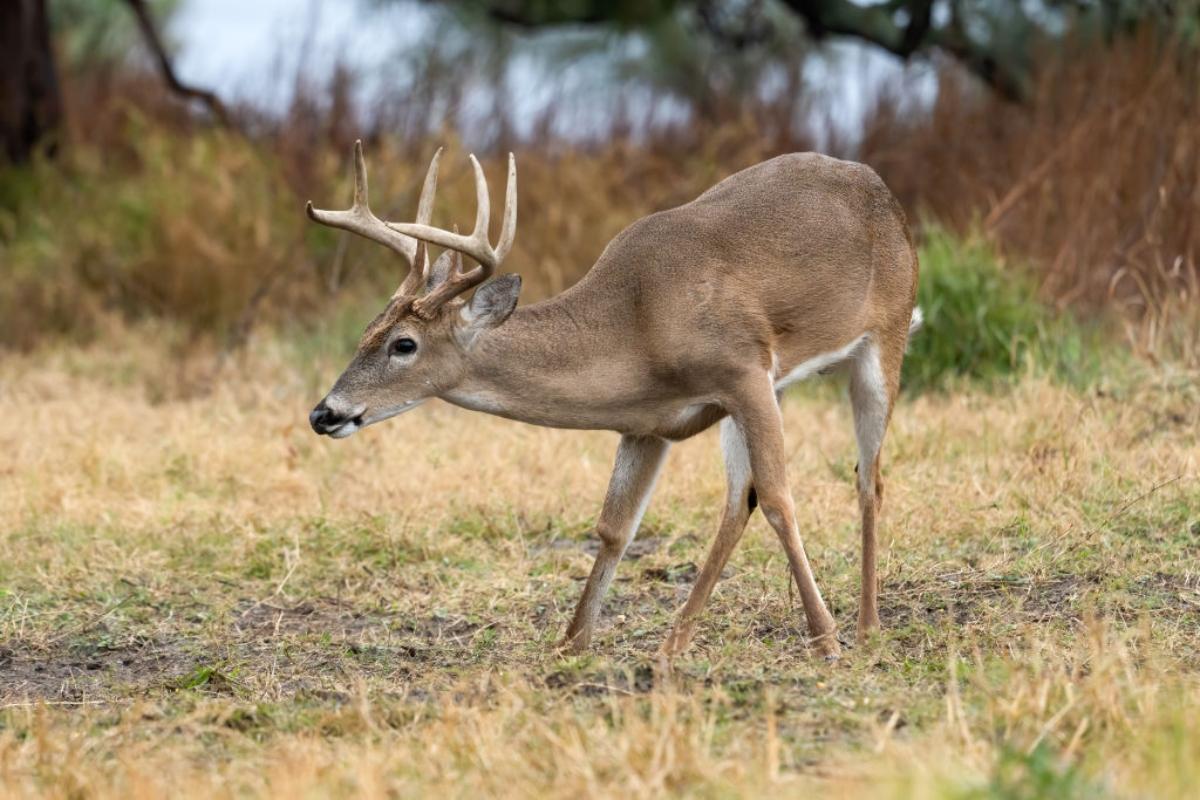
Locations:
861;31;1200;360
2;28;1195;365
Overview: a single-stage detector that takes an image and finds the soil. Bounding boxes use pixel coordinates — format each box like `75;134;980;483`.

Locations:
4;569;1194;704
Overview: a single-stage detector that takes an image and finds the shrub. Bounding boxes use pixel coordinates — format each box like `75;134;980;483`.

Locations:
0;126;317;349
903;228;1100;392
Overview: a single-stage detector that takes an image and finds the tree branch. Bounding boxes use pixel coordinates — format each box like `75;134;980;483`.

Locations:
897;0;933;56
123;0;233;125
695;0;774;51
478;0;678;28
781;0;1025;101
457;0;1030;102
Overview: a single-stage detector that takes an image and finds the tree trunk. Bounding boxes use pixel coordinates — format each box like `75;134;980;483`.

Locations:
0;0;64;163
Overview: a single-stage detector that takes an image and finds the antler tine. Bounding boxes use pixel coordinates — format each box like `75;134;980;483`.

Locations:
496;153;517;263
385;157;494;267
351;139;369;206
396;148;443;297
306;140;421;269
469;154;491;255
386;152;518;317
415;147;442;228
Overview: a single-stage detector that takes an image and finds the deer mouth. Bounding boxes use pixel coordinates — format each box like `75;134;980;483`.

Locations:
327;400;424;438
326;413;365;439
365;399;425;426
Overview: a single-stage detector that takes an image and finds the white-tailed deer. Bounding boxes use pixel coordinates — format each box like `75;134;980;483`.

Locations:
307;142;920;661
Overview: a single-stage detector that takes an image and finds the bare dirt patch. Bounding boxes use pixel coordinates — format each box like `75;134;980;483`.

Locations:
879;572;1103;629
0;636;190;704
0;597;497;704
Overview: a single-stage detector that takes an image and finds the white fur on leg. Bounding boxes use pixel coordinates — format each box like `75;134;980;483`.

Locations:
719;417;752;512
849;340;889;493
609;438;668;554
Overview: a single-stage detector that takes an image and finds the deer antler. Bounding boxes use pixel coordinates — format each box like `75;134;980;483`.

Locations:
305;141;442;295
387;152;517;317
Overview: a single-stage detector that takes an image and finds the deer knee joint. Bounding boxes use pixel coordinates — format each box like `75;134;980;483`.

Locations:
756;493;794;533
595;521;626;553
857;461;883;509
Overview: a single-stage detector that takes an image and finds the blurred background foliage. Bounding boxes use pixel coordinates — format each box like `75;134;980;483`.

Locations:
0;0;1197;387
50;0;181;69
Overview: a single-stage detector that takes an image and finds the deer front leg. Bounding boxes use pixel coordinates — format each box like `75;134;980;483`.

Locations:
560;434;670;653
734;375;840;659
660;417;755;662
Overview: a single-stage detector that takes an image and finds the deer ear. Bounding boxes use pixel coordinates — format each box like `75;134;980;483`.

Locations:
463;274;521;330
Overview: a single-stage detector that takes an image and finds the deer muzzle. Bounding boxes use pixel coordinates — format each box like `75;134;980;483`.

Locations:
309;399;366;438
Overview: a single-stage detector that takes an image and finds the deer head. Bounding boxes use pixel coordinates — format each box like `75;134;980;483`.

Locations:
307;142;519;438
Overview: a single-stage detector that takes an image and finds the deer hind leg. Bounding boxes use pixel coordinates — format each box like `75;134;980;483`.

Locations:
849;336;900;640
660;417;756;662
560;434;669;654
737;374;840;659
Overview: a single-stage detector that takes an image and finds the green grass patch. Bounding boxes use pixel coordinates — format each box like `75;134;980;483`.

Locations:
905;228;1107;392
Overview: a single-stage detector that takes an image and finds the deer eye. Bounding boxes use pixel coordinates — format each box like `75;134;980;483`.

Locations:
390;337;417;356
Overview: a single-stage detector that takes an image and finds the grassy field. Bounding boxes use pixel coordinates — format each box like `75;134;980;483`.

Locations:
0;323;1196;798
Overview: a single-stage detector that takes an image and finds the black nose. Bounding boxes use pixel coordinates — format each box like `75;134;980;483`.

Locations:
309;401;341;434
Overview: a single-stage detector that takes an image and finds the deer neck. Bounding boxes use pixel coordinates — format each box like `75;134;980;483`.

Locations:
440;289;628;428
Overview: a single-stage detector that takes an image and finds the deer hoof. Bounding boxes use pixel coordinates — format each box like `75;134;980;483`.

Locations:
554;631;590;655
813;631;842;662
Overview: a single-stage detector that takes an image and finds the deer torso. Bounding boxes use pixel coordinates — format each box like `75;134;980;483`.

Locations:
443;152;918;439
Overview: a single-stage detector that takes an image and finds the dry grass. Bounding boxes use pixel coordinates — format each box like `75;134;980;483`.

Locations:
0;326;1196;798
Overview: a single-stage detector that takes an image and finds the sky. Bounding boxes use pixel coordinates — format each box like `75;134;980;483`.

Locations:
169;0;937;145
